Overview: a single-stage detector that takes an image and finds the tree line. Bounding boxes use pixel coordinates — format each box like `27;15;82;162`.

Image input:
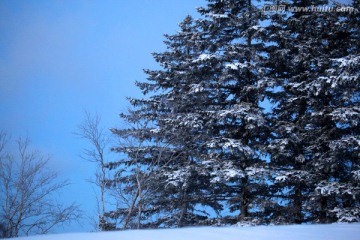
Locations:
97;0;359;229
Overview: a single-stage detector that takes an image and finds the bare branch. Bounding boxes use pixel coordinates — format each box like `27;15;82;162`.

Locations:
0;134;82;238
75;111;112;229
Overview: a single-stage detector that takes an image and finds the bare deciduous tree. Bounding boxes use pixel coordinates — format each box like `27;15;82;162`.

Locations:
0;132;81;238
75;111;111;230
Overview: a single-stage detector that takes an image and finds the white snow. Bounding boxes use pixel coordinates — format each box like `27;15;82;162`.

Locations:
225;62;249;70
333;55;360;68
207;138;255;156
165;167;192;188
331;208;360;223
275;175;288;182
189;83;204;93
150;128;161;133
193;53;213;62
246;167;267;176
353;170;360;181
7;223;360;240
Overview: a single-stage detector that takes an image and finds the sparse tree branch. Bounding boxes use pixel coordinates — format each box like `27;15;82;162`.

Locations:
0;132;81;238
75;111;112;230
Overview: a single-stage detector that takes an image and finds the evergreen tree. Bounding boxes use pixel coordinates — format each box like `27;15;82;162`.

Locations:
106;16;223;228
196;0;271;223
265;0;360;223
105;0;360;228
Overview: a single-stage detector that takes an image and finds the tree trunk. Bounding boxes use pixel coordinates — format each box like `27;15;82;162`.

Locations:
294;185;303;223
178;190;188;227
319;196;327;223
122;188;139;230
239;177;249;221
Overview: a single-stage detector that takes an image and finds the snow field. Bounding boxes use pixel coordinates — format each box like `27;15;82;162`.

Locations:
8;223;360;240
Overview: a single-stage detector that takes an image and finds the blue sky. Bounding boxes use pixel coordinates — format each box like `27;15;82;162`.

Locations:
0;0;206;233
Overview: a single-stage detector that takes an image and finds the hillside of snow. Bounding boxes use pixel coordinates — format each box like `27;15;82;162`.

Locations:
7;223;360;240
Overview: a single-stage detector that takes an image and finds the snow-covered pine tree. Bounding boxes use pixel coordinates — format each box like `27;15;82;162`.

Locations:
263;0;318;224
196;0;271;224
265;0;360;223
303;1;360;222
104;110;173;229
107;0;359;228
107;16;223;228
109;0;272;226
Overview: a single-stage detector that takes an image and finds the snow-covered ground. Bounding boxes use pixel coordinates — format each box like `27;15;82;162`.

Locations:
7;223;360;240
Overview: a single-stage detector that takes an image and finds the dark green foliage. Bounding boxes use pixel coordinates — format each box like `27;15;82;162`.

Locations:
102;0;360;229
265;0;360;223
